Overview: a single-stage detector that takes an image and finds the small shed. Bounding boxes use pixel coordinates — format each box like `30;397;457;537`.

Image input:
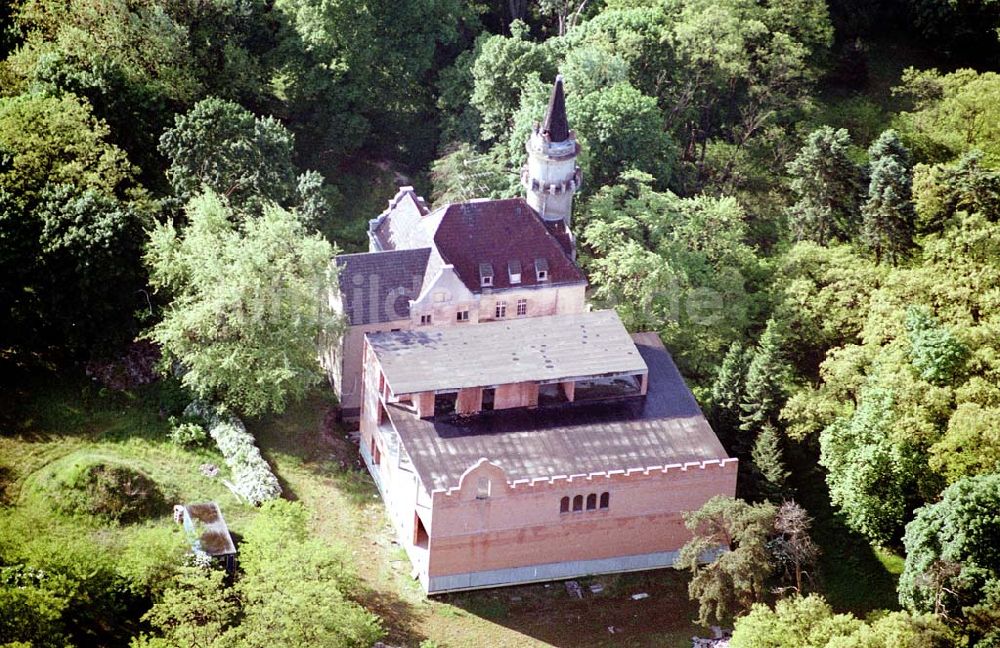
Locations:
175;502;237;570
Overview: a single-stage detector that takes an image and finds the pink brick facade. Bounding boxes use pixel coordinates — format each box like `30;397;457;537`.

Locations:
357;324;737;594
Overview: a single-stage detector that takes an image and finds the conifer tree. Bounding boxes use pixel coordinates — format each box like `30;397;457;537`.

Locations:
751;424;790;501
862;130;915;264
710;342;754;453
786;126;864;244
739;321;786;440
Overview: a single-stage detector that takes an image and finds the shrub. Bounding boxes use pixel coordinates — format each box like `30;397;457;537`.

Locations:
184;401;281;505
168;418;208;448
58;461;167;523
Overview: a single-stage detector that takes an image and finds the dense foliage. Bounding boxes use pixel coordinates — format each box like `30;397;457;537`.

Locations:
1;0;999;643
134;500;383;648
145;192;337;417
731;594;953;648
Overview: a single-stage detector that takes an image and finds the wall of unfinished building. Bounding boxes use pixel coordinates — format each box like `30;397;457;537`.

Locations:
328;319;411;416
421;458;738;593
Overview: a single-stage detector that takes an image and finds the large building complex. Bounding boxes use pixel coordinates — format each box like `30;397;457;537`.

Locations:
324;77;737;593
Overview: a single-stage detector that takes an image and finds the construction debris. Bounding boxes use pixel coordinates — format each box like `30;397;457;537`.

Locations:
565;580;584;599
630;592;649;600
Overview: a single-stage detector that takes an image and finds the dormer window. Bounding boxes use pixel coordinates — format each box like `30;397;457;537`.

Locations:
535;258;549;282
508;260;522;285
479;263;494;288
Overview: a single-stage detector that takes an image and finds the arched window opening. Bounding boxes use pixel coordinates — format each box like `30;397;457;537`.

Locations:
476;477;491;499
560;496;570;513
586;493;597;510
599;492;610;509
572;495;583;512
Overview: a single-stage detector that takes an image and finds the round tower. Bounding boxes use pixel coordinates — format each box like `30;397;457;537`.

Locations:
522;75;582;227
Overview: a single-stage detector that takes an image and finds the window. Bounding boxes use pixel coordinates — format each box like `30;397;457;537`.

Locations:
572;495;583;512
600;492;610;509
370;438;381;465
560;496;570;513
535;258;549;282
495;300;507;319
420;314;432;325
516;299;527;316
476;477;491;500
508;260;522;284
586;494;597;510
481;388;496;411
435;392;457;416
479;263;494;288
456;309;469;322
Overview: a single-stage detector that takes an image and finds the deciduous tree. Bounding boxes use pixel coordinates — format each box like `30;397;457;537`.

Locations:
769;501;819;594
899;473;1000;643
145;191;338;417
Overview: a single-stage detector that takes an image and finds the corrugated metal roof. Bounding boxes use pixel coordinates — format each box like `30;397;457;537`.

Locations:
388;334;728;491
368;310;646;394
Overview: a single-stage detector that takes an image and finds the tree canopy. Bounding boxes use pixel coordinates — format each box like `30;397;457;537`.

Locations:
145;191;338;416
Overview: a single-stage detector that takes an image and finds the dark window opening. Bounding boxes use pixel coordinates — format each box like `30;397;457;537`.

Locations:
600;492;609;509
586;494;597;510
573;375;642;402
434;392;457;417
481;388;496;411
538;382;569;407
572;495;583;512
370;438;381;465
420;314;432;325
414;513;429;549
560;496;570;513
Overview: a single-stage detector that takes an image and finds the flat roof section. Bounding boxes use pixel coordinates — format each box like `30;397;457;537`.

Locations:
367;310;647;395
387;334;729;491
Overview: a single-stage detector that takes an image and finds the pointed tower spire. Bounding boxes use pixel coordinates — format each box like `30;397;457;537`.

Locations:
541;75;570;143
522;75;582;258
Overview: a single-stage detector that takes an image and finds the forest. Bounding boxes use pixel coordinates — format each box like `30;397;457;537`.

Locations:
1;0;999;645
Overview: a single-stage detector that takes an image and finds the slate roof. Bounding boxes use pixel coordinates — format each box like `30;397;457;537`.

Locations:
542;75;570;143
431;198;585;293
386;333;729;491
334;249;431;326
368;310;647;394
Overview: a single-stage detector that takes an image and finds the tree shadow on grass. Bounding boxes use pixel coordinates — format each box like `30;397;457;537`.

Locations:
789;449;901;615
439;568;702;648
355;584;430;647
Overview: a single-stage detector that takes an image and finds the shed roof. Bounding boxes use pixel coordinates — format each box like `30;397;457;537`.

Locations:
367;310;646;394
182;502;236;556
387;333;729;491
334;248;431;326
